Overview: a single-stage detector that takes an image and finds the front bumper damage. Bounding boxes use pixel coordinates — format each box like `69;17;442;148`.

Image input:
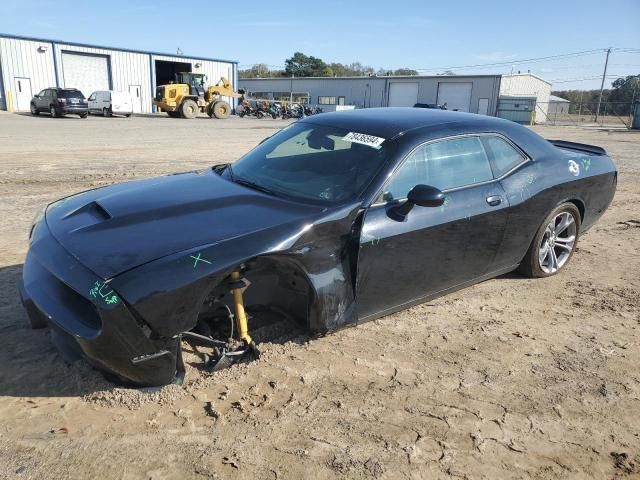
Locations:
20;220;183;386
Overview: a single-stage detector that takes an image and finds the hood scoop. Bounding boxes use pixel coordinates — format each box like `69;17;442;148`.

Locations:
63;201;112;223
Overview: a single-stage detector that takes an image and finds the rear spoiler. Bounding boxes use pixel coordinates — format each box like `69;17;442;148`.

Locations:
547;139;607;156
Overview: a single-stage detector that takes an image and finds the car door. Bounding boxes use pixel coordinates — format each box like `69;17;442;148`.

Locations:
87;92;97;112
36;89;48;110
356;135;510;320
34;89;46;111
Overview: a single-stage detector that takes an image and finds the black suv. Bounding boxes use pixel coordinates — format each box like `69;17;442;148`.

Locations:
30;88;88;118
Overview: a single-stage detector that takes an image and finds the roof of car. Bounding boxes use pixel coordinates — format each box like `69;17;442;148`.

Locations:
301;108;509;140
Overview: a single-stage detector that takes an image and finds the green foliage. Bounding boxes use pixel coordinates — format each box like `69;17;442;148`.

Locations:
285;52;329;77
393;68;419;76
238;63;284;79
553;74;639;115
239;52;421;79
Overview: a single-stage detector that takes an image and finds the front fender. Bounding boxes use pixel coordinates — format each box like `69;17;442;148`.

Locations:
111;204;362;338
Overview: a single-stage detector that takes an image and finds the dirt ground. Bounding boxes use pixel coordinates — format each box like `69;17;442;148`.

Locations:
0;111;638;480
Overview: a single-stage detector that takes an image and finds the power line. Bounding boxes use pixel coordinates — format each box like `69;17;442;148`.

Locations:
399;49;607;73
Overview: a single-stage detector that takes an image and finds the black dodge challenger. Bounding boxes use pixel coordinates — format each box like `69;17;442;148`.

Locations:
20;109;617;386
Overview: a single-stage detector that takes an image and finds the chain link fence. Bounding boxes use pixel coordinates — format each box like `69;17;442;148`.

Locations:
535;101;637;128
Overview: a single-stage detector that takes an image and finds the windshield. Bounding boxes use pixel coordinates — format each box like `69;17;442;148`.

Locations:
59;90;84;99
228;122;393;205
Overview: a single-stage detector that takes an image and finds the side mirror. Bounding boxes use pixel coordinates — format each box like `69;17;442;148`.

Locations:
390;184;444;219
34;95;39;99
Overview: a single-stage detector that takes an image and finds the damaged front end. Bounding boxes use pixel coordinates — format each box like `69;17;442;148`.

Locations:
20;196;362;387
20;219;183;386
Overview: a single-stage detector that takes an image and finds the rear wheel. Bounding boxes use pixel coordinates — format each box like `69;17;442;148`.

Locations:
50;105;58;118
79;113;87;119
212;100;231;119
30;103;39;115
518;203;581;278
180;99;198;119
102;107;111;117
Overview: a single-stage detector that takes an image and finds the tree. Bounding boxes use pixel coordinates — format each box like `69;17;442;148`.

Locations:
608;74;640;106
239;63;285;79
393;68;418;76
284;52;328;77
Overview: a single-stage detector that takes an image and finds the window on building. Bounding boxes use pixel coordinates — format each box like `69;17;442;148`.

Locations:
318;96;336;105
338;96;345;105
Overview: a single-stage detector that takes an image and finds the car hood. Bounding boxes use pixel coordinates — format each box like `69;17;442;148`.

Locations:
45;169;326;279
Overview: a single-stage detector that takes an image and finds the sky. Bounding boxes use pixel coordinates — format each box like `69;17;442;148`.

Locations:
2;0;639;90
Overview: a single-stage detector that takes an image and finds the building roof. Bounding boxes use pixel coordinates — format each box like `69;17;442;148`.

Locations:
549;95;570;103
500;73;552;85
0;32;238;64
240;74;501;81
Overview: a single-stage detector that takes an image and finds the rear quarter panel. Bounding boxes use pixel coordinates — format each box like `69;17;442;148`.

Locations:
494;147;616;268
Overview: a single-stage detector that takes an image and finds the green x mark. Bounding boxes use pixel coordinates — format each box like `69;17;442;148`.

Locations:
190;252;212;268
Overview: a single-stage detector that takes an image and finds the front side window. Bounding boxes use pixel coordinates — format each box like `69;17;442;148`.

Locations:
37;89;47;97
229;123;393;204
88;93;96;101
481;136;525;177
383;136;494;201
318;96;336;105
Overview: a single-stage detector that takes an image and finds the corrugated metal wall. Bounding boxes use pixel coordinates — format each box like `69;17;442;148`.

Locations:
0;37;56;110
54;43;152;111
238;75;502;115
499;74;551;124
0;35;237;113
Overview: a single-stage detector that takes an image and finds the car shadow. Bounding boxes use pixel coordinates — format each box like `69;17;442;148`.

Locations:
14;112;84;119
0;263;310;398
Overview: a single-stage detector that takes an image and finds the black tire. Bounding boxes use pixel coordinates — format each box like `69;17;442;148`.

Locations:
518;202;581;278
212;100;231;119
30;103;39;116
206;103;215;118
180;99;198;119
50;105;58;118
125;114;131;118
167;111;180;118
102;107;111;118
79;113;87;119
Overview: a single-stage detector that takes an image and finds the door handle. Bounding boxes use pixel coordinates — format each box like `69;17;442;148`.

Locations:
486;195;501;206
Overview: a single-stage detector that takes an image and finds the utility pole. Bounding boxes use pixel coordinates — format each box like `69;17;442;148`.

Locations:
290;74;293;105
595;47;612;123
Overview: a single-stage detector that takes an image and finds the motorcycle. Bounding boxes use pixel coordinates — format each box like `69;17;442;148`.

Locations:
281;103;305;120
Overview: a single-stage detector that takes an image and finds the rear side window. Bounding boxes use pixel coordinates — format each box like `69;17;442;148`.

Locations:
482;136;526;177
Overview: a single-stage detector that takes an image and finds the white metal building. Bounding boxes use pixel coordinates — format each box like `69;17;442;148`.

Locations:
239;75;503;115
547;94;571;115
499;73;552;123
0;33;238;113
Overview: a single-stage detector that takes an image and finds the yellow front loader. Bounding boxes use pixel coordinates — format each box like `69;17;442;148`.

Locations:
153;73;241;119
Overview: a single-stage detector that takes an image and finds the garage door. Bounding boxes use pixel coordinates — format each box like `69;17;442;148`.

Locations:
388;83;419;107
61;52;110;98
436;82;472;112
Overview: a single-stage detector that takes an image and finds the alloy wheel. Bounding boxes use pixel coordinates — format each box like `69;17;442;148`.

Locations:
538;211;577;274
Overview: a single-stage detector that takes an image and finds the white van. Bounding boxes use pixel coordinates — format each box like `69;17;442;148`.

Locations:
88;90;133;117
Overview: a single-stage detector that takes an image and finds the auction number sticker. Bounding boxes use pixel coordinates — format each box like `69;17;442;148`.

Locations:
342;132;385;149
